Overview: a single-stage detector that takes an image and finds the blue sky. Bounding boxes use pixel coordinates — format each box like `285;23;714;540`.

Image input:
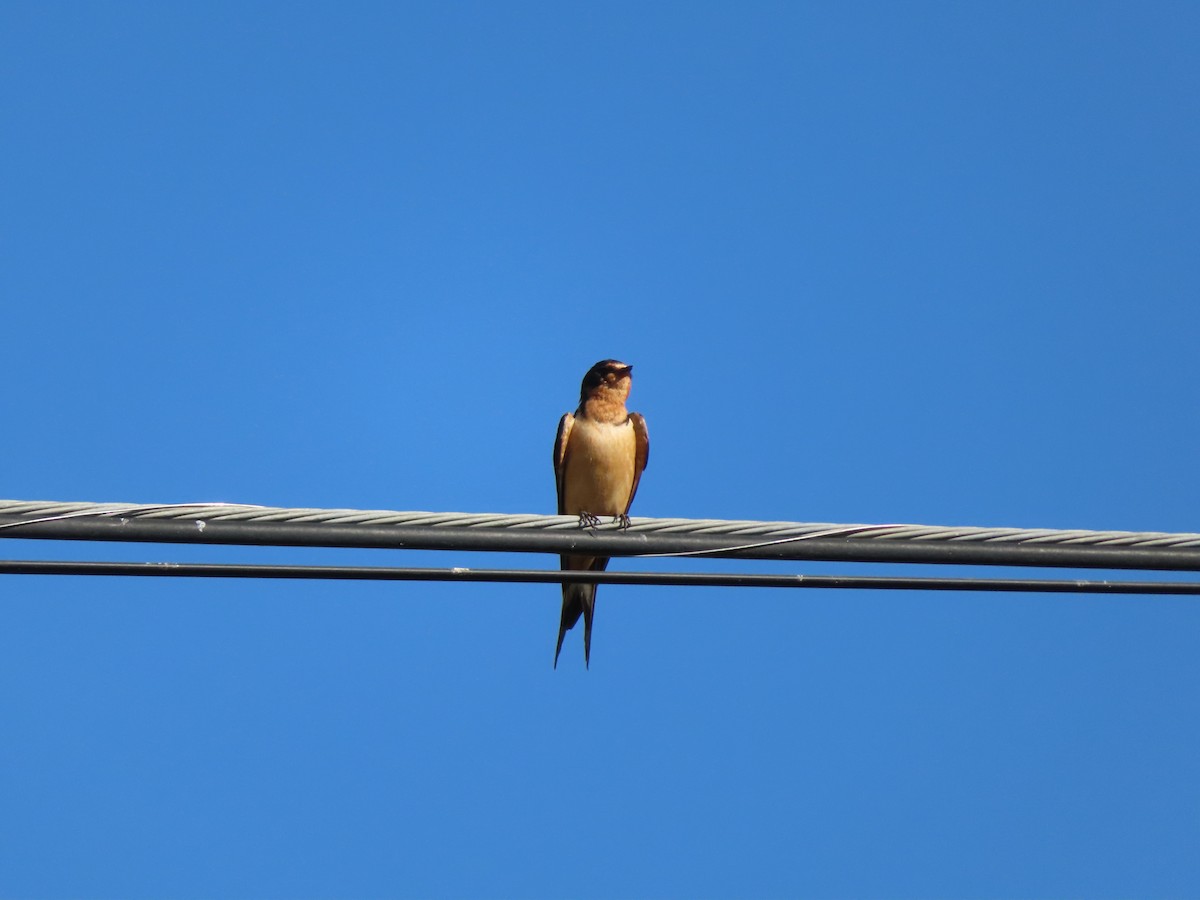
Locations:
2;2;1199;897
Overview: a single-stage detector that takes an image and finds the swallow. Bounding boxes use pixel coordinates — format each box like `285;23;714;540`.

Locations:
552;359;650;668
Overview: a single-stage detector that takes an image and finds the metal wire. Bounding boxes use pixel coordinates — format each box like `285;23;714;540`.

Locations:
1;499;1199;570
2;558;1198;594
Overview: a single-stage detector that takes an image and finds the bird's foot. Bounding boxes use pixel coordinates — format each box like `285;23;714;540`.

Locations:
577;511;601;530
613;514;631;530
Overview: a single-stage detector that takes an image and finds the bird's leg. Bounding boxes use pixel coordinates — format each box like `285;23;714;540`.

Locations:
614;514;631;529
577;511;601;530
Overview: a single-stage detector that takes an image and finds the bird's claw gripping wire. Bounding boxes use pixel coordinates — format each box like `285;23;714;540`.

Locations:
577;511;601;530
614;514;631;530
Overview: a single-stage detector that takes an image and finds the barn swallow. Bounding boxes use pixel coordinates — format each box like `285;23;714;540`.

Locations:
552;359;650;668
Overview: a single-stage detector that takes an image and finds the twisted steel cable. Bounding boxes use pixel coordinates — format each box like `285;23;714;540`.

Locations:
1;499;1199;571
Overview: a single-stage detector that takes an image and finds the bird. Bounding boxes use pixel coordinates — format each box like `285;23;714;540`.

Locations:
552;359;650;668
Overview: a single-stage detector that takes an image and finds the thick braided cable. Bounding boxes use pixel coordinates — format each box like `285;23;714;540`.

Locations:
0;499;1197;546
0;500;1199;573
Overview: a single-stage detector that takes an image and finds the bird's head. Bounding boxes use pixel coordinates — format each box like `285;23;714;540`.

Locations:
580;359;634;403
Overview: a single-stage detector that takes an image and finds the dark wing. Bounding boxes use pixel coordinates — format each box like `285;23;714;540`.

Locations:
553;413;574;515
624;412;650;514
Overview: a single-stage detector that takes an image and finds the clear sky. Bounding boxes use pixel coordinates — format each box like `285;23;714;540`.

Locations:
2;2;1199;897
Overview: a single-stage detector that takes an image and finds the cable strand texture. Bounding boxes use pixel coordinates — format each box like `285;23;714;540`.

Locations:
1;499;1198;550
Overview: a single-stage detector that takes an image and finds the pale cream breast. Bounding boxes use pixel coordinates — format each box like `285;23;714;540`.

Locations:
561;416;637;516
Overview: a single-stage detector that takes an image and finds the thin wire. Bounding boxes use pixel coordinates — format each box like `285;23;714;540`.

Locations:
1;558;1198;594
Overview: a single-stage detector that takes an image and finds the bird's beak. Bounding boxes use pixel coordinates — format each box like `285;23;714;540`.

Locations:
619;365;633;377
